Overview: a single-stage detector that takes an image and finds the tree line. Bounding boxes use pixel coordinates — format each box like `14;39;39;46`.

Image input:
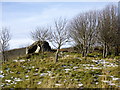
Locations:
0;4;120;63
69;4;119;58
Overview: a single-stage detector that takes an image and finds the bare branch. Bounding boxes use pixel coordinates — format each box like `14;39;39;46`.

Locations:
31;26;52;42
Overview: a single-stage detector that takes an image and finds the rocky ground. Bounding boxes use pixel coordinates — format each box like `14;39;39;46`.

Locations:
0;52;120;88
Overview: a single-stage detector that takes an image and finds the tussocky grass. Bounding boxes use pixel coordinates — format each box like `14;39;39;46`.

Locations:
1;52;120;88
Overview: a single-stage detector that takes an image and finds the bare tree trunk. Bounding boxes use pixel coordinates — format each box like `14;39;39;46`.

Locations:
41;43;44;59
55;49;59;63
1;52;4;63
82;40;86;57
82;51;84;57
83;46;88;57
107;45;111;56
85;46;88;57
103;43;108;58
103;43;106;58
2;51;6;63
105;45;108;58
115;45;119;56
82;47;85;57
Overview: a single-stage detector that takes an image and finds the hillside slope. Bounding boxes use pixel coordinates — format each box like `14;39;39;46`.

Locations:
4;47;26;60
0;52;120;88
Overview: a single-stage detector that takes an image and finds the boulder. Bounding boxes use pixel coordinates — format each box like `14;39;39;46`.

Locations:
26;41;51;54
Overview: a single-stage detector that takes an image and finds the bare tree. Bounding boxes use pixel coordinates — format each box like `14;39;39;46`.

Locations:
69;11;98;57
51;17;70;62
97;5;119;57
0;27;11;63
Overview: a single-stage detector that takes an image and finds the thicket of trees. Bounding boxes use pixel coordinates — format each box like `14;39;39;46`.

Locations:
69;4;120;58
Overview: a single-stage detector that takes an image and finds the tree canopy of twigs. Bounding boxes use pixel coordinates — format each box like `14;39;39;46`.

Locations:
31;26;52;42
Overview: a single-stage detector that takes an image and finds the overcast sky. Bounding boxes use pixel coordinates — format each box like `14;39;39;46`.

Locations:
1;1;118;49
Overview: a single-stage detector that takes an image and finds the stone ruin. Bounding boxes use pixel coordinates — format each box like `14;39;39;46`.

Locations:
26;41;51;54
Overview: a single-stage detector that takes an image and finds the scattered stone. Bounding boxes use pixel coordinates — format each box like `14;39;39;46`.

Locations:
6;83;11;86
95;82;99;84
0;83;4;87
92;59;118;68
35;68;39;72
14;78;22;82
32;66;35;68
64;69;71;73
55;84;62;86
10;71;14;73
0;70;3;73
109;76;114;78
40;73;48;77
37;81;42;85
27;59;31;61
12;81;17;84
112;77;120;81
27;70;31;72
101;80;111;83
25;75;29;78
64;80;67;83
92;67;102;69
5;80;11;83
13;60;18;62
33;73;39;76
61;65;67;67
11;77;14;79
109;83;116;86
0;75;4;78
19;59;25;62
75;57;82;60
47;71;51;73
78;83;83;87
50;77;55;79
91;64;95;67
64;69;71;71
16;72;20;74
74;79;79;81
22;66;26;68
98;75;106;77
73;66;79;69
85;67;90;69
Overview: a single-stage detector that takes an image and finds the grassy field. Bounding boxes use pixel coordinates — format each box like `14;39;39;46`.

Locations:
0;52;120;88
